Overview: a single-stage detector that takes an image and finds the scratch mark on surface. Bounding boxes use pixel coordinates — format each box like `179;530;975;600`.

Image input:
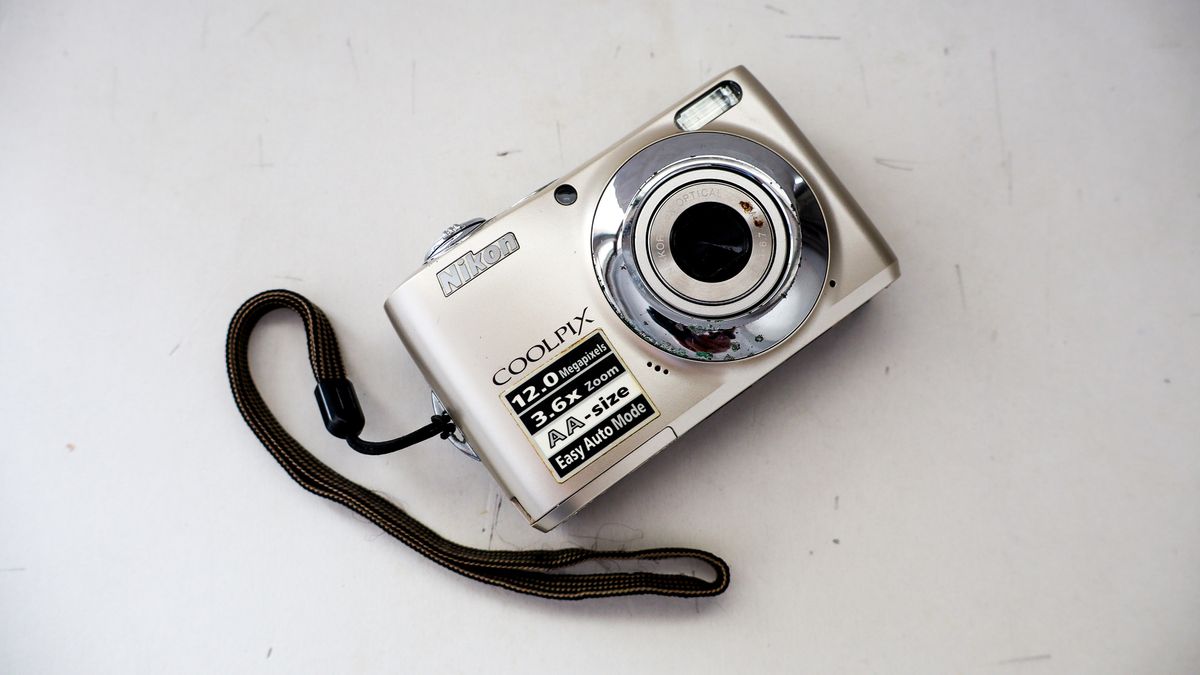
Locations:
885;365;890;375
990;49;1013;204
569;523;645;550
200;13;209;49
493;531;520;550
874;157;915;171
786;34;841;41
266;647;273;659
997;654;1051;665
486;492;502;550
274;274;304;282
410;60;416;114
834;495;839;510
764;4;788;14
168;342;181;356
556;121;564;164
0;567;26;572
243;11;272;36
495;149;520;157
1004;151;1013;204
253;135;273;170
858;62;871;108
346;38;359;82
955;264;967;309
613;44;622;58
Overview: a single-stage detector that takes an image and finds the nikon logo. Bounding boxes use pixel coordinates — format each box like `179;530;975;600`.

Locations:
436;232;520;297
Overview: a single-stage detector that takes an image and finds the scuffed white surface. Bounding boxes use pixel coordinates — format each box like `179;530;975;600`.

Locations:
1;1;1198;672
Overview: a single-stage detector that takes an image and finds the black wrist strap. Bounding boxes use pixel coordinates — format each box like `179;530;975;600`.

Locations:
226;289;730;600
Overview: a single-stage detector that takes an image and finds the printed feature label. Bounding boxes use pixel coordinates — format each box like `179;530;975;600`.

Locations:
502;330;658;482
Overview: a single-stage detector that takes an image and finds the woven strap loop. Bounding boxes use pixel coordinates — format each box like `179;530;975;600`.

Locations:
226;289;730;600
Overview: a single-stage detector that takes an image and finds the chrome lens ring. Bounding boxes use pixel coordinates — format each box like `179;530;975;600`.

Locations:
633;165;790;317
591;132;830;362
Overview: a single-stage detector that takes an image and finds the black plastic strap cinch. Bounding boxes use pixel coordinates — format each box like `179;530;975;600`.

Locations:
225;289;730;600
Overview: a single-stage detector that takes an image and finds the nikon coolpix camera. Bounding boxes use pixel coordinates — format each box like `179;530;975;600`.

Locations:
385;66;899;531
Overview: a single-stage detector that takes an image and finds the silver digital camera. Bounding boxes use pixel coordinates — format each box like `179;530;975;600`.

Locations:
385;66;899;531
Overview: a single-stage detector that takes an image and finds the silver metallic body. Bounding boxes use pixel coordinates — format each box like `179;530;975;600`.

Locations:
385;67;899;531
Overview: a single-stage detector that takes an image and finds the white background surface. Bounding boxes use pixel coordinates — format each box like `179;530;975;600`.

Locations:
2;1;1198;672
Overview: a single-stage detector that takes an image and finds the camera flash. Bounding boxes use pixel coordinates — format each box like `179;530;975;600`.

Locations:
674;81;743;131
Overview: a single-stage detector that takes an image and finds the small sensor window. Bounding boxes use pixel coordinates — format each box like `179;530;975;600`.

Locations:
554;184;578;205
674;81;743;131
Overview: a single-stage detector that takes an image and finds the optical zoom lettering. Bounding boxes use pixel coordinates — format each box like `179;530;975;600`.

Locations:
516;354;624;434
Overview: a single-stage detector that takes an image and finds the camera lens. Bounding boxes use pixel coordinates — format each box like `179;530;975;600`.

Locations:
639;174;782;318
668;202;753;283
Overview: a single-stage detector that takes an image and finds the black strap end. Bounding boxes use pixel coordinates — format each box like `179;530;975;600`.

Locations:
314;378;365;439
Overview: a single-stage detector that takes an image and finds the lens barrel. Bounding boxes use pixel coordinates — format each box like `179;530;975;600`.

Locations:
638;172;783;318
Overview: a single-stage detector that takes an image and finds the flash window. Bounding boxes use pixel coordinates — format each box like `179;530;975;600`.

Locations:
675;81;743;131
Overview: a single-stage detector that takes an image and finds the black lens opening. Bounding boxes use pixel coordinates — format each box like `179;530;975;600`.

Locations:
669;202;753;283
